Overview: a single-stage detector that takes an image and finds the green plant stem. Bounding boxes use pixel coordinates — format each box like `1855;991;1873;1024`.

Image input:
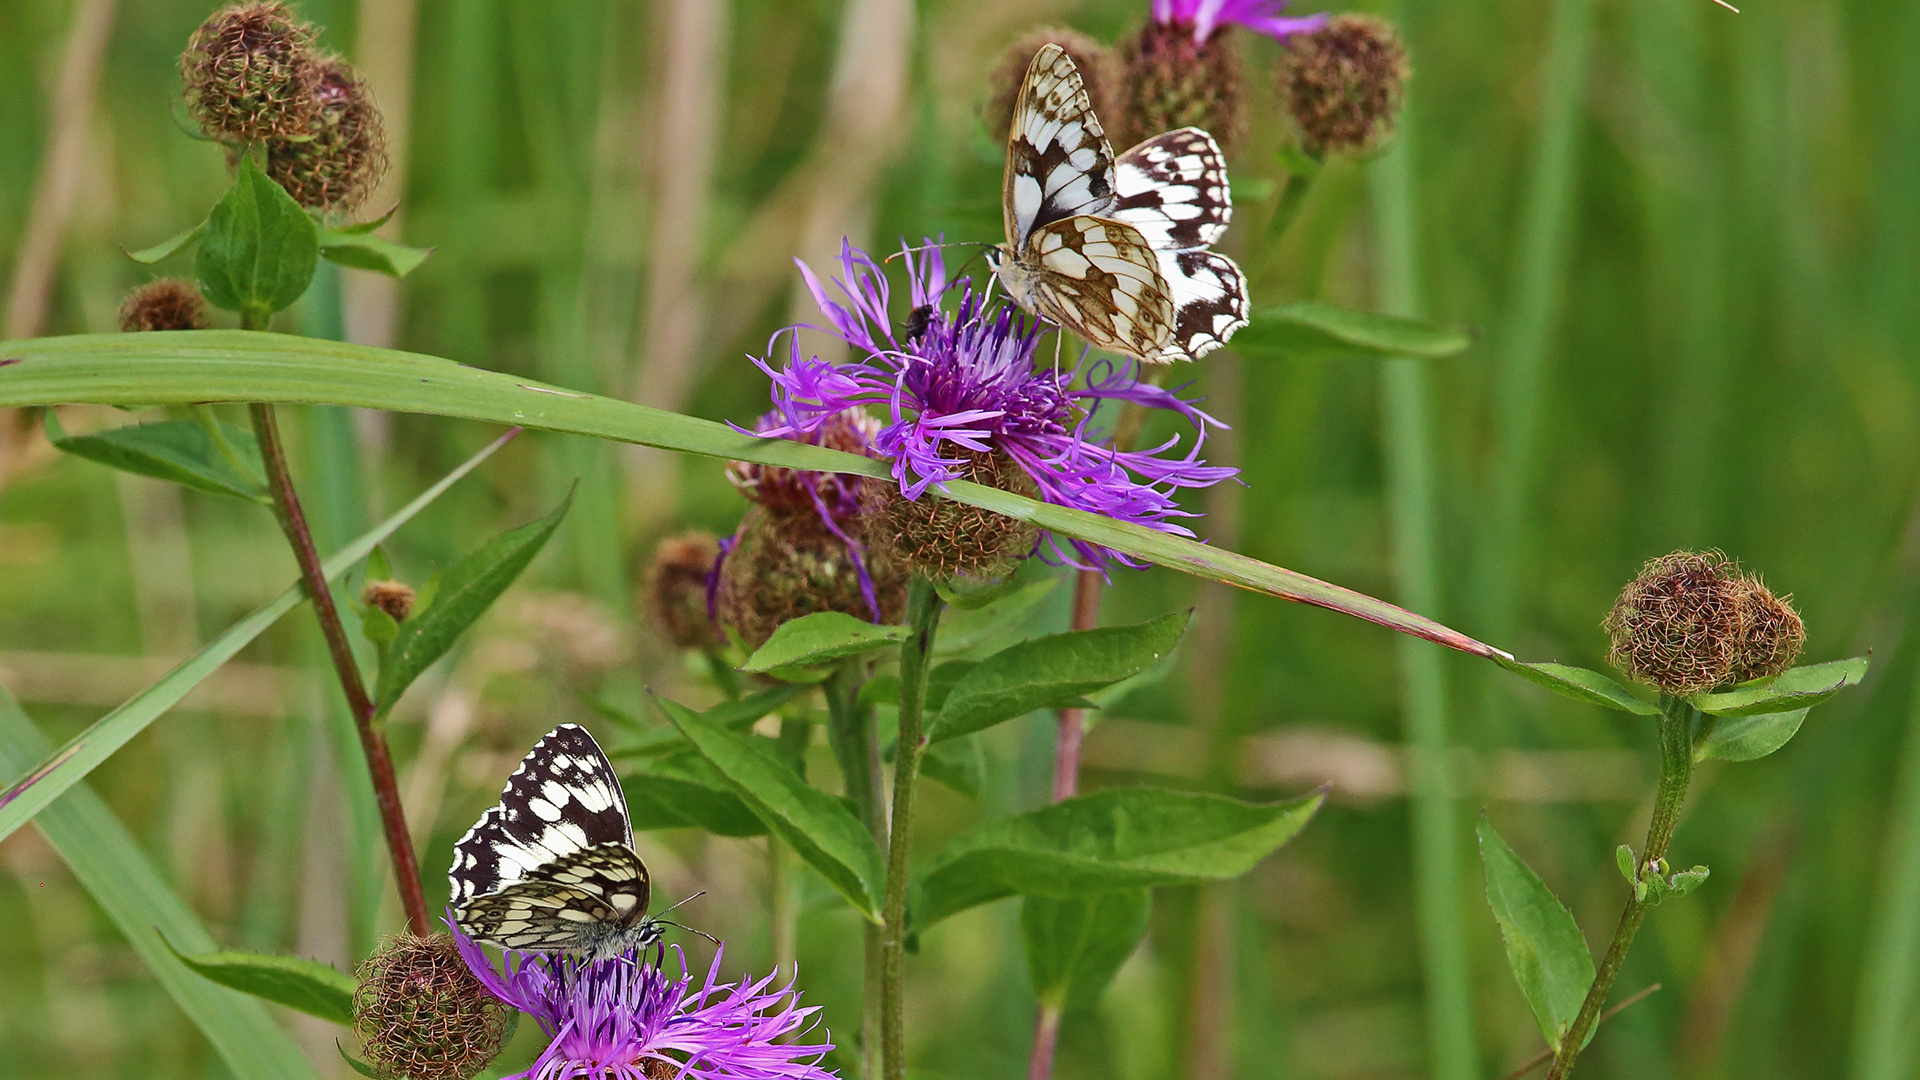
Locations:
1500;984;1661;1080
1547;698;1696;1080
881;578;944;1080
823;662;884;1080
1851;664;1920;1080
771;715;810;976
247;398;430;937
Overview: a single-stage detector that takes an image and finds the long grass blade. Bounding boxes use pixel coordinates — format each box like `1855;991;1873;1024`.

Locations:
0;686;321;1080
0;427;515;841
0;334;1507;659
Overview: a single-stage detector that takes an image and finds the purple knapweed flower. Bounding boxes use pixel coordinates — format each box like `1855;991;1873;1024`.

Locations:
750;239;1235;571
452;923;835;1080
1153;0;1327;43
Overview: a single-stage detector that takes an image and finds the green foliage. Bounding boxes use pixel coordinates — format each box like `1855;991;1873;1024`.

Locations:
169;947;356;1026
125;221;206;264
316;225;434;278
926;612;1192;743
373;489;573;718
621;748;769;837
658;694;885;919
1494;656;1659;715
1616;845;1710;905
1478;817;1594;1052
45;414;265;502
1695;708;1811;763
605;684;806;758
1022;889;1152;1010
931;577;1057;655
1691;657;1869;717
914;788;1324;928
741;611;911;675
1233;301;1474;362
194;157;320;323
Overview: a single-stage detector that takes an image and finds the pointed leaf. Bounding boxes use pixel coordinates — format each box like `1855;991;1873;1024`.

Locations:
329;205;399;235
374;489;572;717
1478;816;1595;1051
621;749;770;837
928;612;1192;743
318;227;434;278
607;684;807;759
195;156;320;322
171;947;356;1026
48;414;265;501
1023;889;1151;1009
339;1046;389;1079
658;695;884;918
1234;301;1474;362
915;788;1323;927
921;734;985;799
1692;657;1869;717
1495;656;1659;715
126;220;206;264
0;689;320;1079
741;612;910;674
0;432;511;843
934;577;1058;655
1694;708;1810;762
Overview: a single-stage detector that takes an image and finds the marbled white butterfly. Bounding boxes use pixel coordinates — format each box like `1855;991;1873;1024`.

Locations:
988;43;1249;364
450;723;664;960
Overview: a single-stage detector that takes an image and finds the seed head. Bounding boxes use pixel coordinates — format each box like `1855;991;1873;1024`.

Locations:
1117;18;1245;152
1282;15;1410;154
642;531;723;651
180;2;323;143
119;279;210;332
870;452;1039;586
362;580;416;622
264;55;389;212
354;933;511;1080
1606;550;1805;697
1730;575;1806;683
987;28;1119;142
716;505;909;649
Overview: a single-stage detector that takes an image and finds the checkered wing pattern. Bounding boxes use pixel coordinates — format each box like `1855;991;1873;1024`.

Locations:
1111;128;1249;363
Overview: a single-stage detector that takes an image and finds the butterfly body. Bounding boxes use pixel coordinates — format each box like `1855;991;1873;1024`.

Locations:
450;723;664;961
994;43;1248;364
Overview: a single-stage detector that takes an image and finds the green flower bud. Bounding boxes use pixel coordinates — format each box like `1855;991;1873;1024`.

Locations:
1282;15;1410;155
1605;550;1805;696
354;933;510;1080
1116;18;1244;152
180;3;323;144
263;55;389;212
869;452;1039;587
715;504;909;650
361;579;417;623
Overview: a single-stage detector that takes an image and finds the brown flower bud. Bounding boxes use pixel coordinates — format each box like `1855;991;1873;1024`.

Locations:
180;3;323;144
1282;15;1410;155
263;55;389;212
715;505;909;650
1116;18;1244;152
119;279;210;332
1730;575;1806;683
727;410;883;514
641;531;723;650
986;27;1120;141
354;933;510;1080
1605;550;1807;697
869;452;1039;586
362;580;417;622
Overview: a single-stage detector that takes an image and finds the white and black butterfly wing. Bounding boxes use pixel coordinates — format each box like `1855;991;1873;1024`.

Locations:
455;843;653;954
1004;43;1118;250
1110;128;1249;362
1026;215;1176;359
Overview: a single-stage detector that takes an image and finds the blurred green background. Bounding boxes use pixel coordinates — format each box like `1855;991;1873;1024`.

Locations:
3;0;1919;1078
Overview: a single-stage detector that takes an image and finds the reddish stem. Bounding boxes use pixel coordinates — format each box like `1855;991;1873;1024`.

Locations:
1027;1005;1063;1080
249;402;431;936
1050;567;1105;801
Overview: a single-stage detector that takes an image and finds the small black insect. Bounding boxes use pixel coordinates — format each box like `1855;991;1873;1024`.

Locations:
902;304;935;344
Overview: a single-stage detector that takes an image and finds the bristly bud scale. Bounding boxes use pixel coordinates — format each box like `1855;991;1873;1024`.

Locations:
870;451;1040;586
1605;550;1807;697
265;55;389;212
641;531;723;651
354;933;511;1080
119;279;210;332
1117;18;1246;152
988;27;1118;141
1282;14;1410;154
180;2;323;143
362;580;417;623
1730;574;1806;683
716;504;910;650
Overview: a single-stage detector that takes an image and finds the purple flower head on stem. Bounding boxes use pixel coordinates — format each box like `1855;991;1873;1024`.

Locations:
451;920;835;1080
1152;0;1328;43
751;238;1236;571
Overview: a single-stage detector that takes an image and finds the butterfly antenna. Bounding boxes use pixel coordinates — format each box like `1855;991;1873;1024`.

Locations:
656;919;721;946
653;890;707;919
882;239;991;265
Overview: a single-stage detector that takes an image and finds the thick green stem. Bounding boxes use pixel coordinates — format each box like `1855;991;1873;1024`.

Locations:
1547;697;1695;1080
881;578;943;1080
823;661;884;1080
770;716;810;975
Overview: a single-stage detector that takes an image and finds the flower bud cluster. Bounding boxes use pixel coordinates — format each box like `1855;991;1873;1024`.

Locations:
354;933;510;1080
1604;550;1806;696
642;531;723;651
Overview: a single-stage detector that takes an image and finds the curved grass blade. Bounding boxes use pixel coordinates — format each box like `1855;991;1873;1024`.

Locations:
0;687;320;1080
0;429;515;843
0;335;1503;659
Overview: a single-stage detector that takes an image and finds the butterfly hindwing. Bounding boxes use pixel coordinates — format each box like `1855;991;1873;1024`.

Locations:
1112;127;1232;252
1004;43;1117;249
1153;249;1250;364
456;843;652;953
1028;215;1175;359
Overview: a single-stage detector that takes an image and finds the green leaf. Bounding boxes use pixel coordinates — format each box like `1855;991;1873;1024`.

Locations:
915;788;1323;928
317;226;434;278
46;414;266;501
329;204;399;235
933;577;1058;656
126;220;206;264
1023;889;1151;1010
1478;816;1595;1052
0;333;1505;661
0;688;320;1079
171;947;356;1026
339;1046;388;1079
361;605;399;649
928;612;1192;743
621;749;769;837
921;734;985;799
1692;657;1869;717
374;489;572;718
741;612;910;674
1233;301;1474;362
658;695;884;918
0;432;512;844
1276;143;1323;179
1494;656;1660;715
607;684;807;759
859;660;977;713
1694;708;1810;762
194;157;320;323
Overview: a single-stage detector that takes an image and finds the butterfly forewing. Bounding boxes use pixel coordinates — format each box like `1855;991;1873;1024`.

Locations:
1004;43;1117;249
457;844;652;953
